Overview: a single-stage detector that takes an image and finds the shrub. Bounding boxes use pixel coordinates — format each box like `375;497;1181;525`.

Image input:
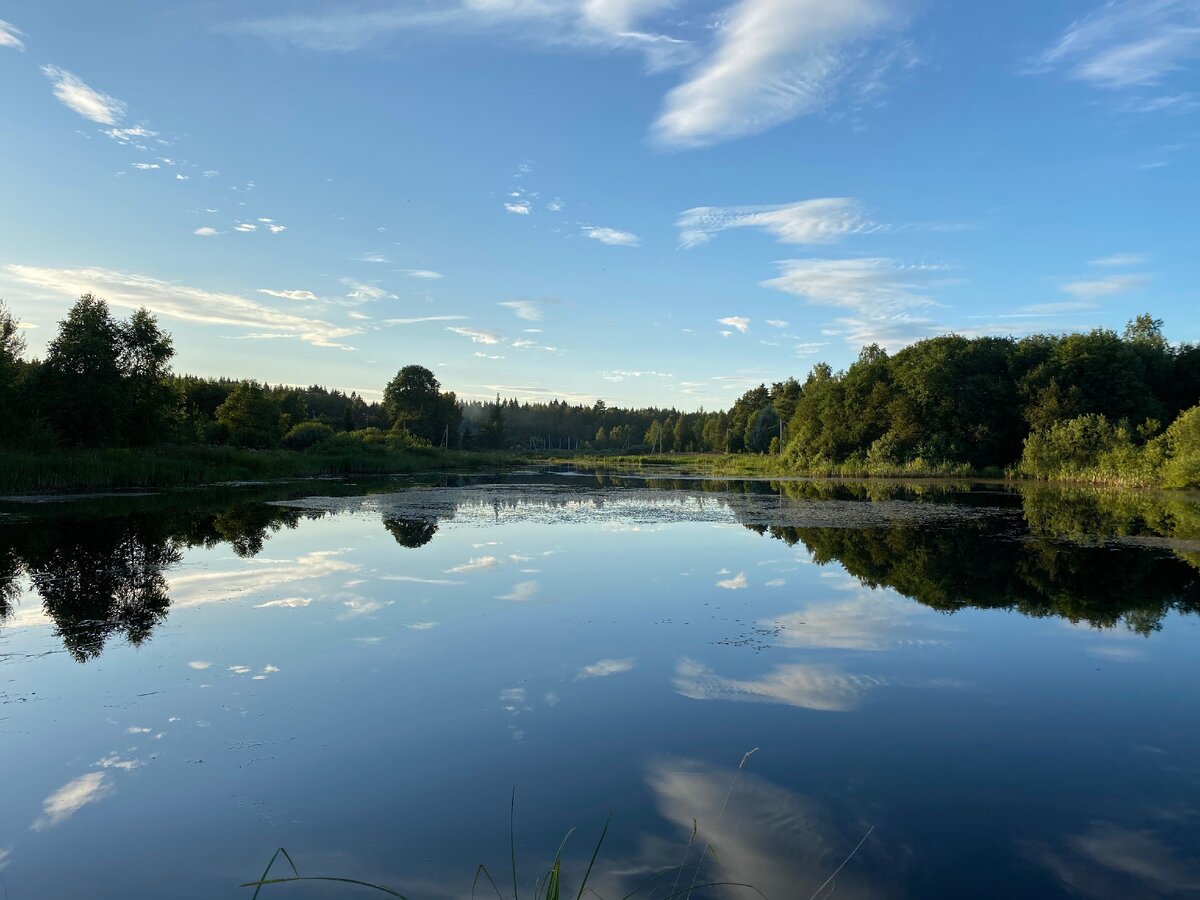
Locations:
280;421;335;451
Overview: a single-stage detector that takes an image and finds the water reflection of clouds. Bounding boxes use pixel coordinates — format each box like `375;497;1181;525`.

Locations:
444;555;499;574
716;572;748;590
497;580;539;602
168;550;358;608
31;771;115;832
577;658;636;679
592;758;889;900
767;589;937;652
674;658;883;712
1029;820;1200;898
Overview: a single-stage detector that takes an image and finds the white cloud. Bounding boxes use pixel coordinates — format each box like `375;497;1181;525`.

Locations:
402;269;444;279
717;316;750;334
447;326;501;345
105;125;158;144
582;225;641;246
131;162;160;170
1089;253;1149;267
716;571;748;589
4;265;361;349
762;257;940;315
267;224;287;234
229;1;690;70
577;657;636;679
766;319;789;328
187;661;211;670
499;300;543;321
355;252;389;263
32;772;115;831
677;198;874;248
1034;0;1200;90
504;201;532;215
193;227;219;237
652;0;903;148
601;369;673;382
341;278;397;301
257;289;317;301
0;19;25;50
233;222;257;233
254;597;312;608
41;65;127;125
382;315;469;325
1061;274;1148;298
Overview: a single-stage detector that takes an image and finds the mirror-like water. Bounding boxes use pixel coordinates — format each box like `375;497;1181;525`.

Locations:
1;474;1198;899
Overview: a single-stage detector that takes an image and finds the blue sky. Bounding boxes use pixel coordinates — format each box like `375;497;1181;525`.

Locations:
1;1;1197;408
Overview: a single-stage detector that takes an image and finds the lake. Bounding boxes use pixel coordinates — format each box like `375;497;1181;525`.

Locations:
1;472;1198;899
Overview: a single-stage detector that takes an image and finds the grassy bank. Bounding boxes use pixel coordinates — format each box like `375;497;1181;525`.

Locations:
0;445;521;493
546;452;989;481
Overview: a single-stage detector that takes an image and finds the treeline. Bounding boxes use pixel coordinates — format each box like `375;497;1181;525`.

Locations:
2;295;1197;487
720;314;1200;486
460;397;732;453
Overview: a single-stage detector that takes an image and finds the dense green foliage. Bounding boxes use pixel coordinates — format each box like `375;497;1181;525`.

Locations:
1;295;1197;488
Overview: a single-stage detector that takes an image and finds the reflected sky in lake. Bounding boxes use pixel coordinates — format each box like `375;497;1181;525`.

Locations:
0;475;1198;898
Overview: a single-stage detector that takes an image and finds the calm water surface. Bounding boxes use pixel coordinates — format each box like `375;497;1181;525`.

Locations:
1;474;1198;899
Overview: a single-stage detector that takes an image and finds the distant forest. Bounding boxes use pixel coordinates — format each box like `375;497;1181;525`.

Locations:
1;294;1197;485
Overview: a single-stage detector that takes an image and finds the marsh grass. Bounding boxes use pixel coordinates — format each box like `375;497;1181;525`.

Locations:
0;446;520;493
243;785;772;900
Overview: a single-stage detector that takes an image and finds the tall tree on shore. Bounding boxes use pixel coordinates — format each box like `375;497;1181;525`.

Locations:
40;294;126;446
0;300;25;439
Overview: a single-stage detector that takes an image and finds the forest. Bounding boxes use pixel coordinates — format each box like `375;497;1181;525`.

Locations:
0;294;1197;488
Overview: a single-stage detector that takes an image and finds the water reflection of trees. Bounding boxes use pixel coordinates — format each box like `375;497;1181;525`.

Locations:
735;484;1200;635
0;489;445;661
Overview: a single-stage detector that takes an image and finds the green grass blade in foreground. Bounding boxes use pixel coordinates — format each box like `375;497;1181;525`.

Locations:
240;874;409;896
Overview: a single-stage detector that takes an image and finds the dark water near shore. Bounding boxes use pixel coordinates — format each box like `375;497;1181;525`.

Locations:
1;473;1199;899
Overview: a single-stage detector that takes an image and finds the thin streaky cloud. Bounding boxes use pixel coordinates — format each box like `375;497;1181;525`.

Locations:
41;65;127;125
401;269;444;279
1033;0;1200;90
0;19;25;50
1089;253;1149;267
1061;274;1149;298
677;198;876;249
652;0;904;148
447;326;502;345
3;265;360;349
499;300;543;321
258;289;318;301
382;315;469;325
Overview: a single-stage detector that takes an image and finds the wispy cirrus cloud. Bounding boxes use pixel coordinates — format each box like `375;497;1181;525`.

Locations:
582;225;641;246
499;300;543;321
1033;0;1200;96
41;65;126;125
1089;252;1149;267
401;269;443;279
227;1;691;71
447;326;502;345
0;18;25;50
258;289;318;301
341;278;397;302
652;0;906;148
3;265;360;349
1061;273;1149;298
763;257;941;315
678;197;876;248
382;315;469;326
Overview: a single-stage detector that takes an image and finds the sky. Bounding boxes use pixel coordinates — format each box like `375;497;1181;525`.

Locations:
0;0;1197;409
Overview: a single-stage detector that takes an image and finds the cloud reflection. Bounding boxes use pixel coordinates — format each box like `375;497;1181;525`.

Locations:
674;658;883;712
32;772;115;831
